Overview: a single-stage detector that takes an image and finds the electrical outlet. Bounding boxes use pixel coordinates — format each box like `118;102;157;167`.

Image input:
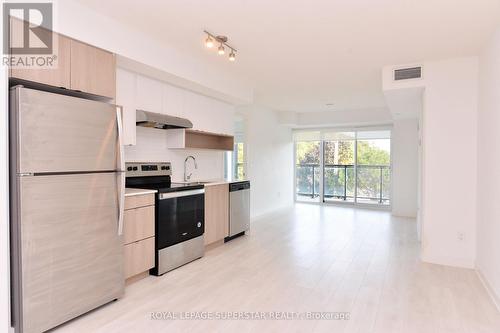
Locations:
457;232;465;241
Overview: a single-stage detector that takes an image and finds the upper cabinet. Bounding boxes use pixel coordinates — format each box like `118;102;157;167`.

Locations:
70;40;116;99
116;68;137;146
10;27;71;89
162;84;185;118
136;76;162;113
183;90;234;135
116;71;235;146
8;18;116;99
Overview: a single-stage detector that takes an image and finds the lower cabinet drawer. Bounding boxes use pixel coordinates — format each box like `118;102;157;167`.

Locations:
124;237;155;279
123;205;155;245
124;193;155;210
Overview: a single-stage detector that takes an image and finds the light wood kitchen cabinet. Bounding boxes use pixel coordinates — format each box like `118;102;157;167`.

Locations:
123;193;155;280
166;129;234;151
70;39;116;98
124;237;155;279
204;184;229;245
9;19;71;89
9;18;116;99
123;206;154;244
124;192;154;210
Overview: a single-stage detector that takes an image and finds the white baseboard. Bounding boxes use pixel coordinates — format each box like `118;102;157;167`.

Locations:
420;252;475;269
391;211;417;218
476;268;500;312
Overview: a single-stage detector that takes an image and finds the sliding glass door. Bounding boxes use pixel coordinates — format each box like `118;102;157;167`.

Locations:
294;129;391;206
323;132;355;203
295;140;321;202
356;131;391;205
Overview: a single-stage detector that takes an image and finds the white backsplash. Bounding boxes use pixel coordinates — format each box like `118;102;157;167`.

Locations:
124;127;224;182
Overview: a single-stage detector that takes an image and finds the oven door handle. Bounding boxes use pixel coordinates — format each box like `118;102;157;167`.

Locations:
159;189;204;200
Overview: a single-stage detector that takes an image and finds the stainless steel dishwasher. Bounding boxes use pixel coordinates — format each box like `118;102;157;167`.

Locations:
227;181;250;240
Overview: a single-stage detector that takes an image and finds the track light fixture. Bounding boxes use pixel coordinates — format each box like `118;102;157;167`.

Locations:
204;30;237;62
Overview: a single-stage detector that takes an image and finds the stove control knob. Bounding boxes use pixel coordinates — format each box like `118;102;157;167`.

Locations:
133;167;138;171
127;167;133;171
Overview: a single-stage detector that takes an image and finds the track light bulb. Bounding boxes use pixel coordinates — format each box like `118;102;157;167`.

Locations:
218;44;225;55
205;36;214;48
229;51;236;61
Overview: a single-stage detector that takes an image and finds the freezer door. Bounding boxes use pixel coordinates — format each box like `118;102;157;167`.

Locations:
11;86;120;174
13;173;124;333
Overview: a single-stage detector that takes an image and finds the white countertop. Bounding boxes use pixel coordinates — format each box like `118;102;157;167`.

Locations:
125;188;158;197
173;178;250;186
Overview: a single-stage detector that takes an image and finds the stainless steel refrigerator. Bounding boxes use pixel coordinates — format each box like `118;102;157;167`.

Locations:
9;86;125;333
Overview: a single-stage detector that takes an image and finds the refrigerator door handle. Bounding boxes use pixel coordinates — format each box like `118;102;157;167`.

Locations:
116;106;125;236
116;105;125;172
117;171;125;236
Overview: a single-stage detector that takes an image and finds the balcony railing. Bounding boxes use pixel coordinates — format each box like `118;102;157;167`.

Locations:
296;164;391;204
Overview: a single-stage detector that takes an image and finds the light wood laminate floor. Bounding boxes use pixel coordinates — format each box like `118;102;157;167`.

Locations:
55;204;500;333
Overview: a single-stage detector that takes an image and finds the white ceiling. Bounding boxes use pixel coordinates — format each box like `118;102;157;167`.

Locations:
75;0;500;113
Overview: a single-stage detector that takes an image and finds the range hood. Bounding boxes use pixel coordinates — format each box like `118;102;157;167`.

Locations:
136;110;193;129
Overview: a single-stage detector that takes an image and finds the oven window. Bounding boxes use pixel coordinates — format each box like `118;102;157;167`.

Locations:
156;194;204;249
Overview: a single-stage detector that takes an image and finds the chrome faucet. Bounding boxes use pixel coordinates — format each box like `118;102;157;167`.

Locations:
184;155;198;182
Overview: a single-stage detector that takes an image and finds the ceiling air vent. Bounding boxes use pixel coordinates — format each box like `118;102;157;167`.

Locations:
394;67;422;81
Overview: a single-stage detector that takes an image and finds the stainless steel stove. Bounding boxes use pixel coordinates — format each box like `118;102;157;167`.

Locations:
125;162;205;275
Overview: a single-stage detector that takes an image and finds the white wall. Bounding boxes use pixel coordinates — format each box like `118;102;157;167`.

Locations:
239;106;294;219
383;57;479;268
391;118;419;218
277;108;393;128
477;26;500;307
417;115;423;241
420;57;478;268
